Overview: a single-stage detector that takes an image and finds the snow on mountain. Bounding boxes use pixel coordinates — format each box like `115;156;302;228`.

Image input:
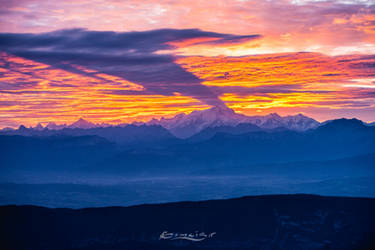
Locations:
147;107;320;138
147;106;245;138
68;118;97;129
34;123;44;131
24;119;107;131
44;119;110;130
23;107;319;137
46;122;67;130
246;113;320;131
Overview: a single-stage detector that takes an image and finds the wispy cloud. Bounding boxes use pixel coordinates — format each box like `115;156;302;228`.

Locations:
0;0;374;55
0;0;375;126
1;29;256;108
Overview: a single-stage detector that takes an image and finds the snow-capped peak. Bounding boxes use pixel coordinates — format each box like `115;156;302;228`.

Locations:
26;108;320;137
146;107;320;138
46;122;67;130
145;107;240;138
34;123;44;131
68;118;97;129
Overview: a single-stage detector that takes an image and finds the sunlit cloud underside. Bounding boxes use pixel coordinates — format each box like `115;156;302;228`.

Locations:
0;0;375;127
1;50;374;128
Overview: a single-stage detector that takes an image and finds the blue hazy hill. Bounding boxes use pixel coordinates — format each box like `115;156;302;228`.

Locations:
1;118;375;178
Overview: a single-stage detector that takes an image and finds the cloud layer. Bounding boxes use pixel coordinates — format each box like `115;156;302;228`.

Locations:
0;28;375;127
0;29;260;109
0;0;375;127
1;0;374;55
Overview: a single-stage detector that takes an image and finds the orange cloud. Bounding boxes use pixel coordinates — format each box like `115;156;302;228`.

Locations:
176;53;374;87
0;53;209;127
1;50;375;127
175;52;375;118
1;0;374;55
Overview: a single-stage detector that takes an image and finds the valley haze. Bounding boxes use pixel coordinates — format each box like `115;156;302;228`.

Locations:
1;107;374;208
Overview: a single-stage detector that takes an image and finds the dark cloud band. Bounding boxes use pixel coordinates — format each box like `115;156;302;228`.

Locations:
0;28;260;107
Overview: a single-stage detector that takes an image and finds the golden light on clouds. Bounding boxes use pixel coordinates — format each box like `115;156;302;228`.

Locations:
175;52;375;117
175;53;374;88
1;48;375;128
0;53;209;127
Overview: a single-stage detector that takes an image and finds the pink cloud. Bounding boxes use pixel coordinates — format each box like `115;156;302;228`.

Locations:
0;0;374;55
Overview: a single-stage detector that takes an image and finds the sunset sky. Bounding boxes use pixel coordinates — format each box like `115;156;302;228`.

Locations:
0;0;375;128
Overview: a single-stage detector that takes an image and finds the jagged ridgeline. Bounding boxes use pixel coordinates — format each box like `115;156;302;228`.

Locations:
1;110;374;178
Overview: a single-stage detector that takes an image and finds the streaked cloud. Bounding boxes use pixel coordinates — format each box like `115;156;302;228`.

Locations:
0;0;374;55
173;53;375;119
0;0;374;127
0;52;210;126
1;29;254;108
1;36;374;127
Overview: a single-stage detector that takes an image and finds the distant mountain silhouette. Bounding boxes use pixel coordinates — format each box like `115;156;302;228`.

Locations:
3;109;321;139
1;118;374;179
317;118;366;131
1;194;374;250
68;118;98;129
89;118;375;176
34;123;44;131
46;121;66;130
147;107;320;138
0;124;176;146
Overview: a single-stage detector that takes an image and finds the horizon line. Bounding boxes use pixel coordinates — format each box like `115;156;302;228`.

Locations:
2;108;373;130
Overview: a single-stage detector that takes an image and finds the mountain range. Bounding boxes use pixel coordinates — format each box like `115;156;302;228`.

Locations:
147;107;321;138
3;107;321;138
1;117;375;180
5;107;374;140
1;106;375;186
1;110;375;219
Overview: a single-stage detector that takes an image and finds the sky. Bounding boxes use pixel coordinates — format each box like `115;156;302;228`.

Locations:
0;0;375;128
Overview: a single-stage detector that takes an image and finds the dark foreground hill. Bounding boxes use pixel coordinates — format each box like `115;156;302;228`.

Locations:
1;194;374;250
